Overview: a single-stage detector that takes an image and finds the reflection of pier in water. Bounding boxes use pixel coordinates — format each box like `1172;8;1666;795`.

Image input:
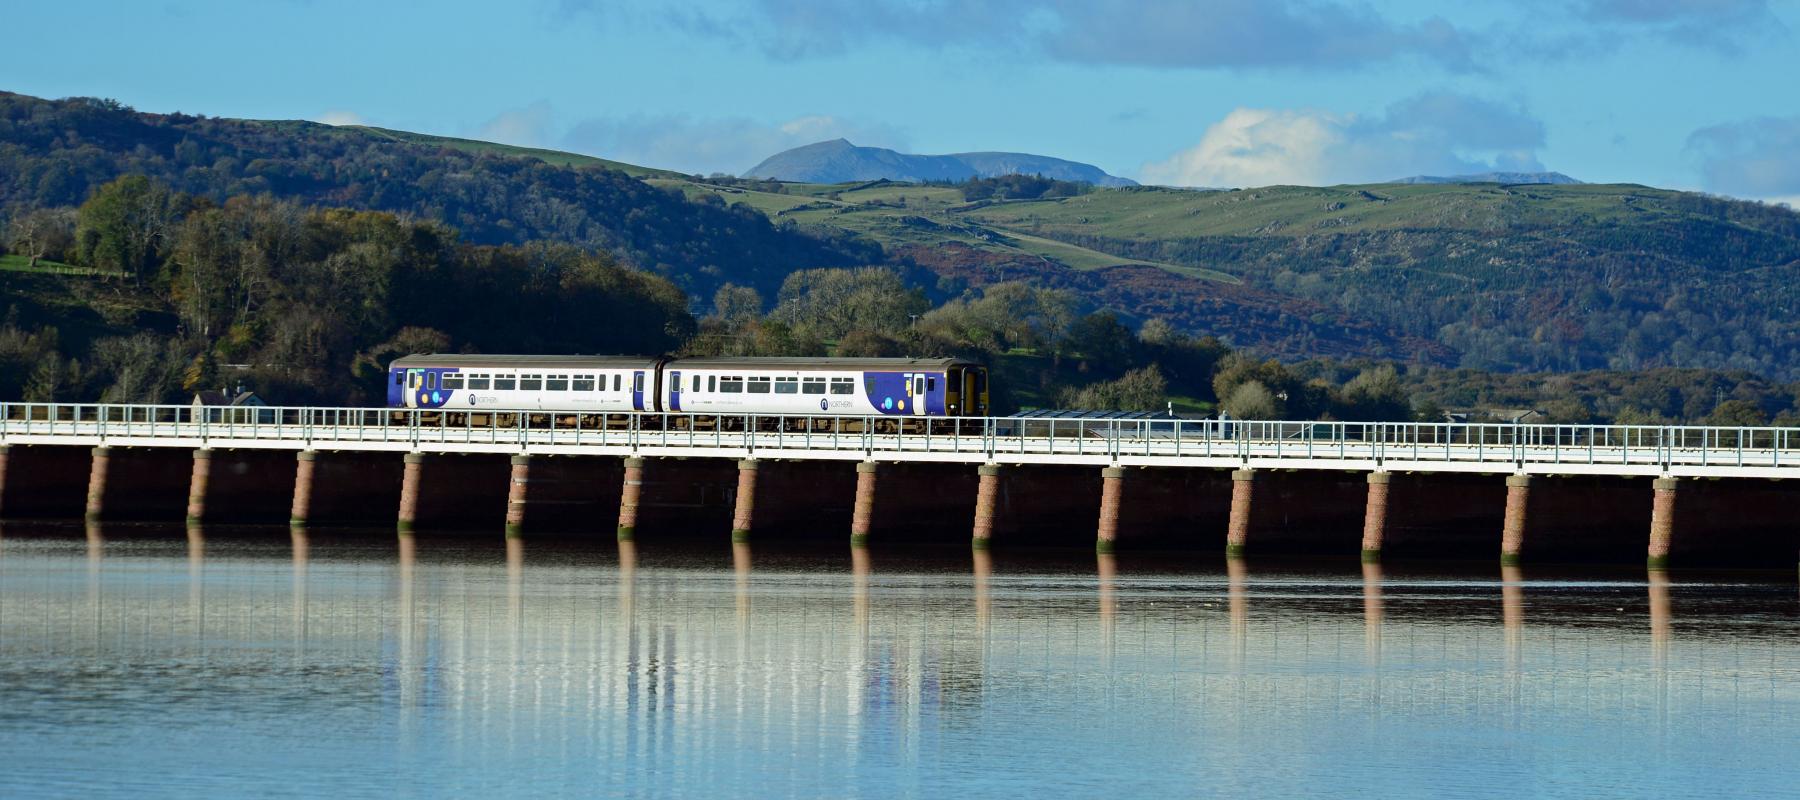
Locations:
1362;562;1382;666
1502;564;1524;675
5;529;1791;760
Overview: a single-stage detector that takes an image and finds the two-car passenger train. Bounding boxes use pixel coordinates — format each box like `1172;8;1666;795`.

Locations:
387;355;990;419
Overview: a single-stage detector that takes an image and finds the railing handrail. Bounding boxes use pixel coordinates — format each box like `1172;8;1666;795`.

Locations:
2;402;1796;474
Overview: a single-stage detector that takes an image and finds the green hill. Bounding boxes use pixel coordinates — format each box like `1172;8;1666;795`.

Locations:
658;174;1800;377
0;92;873;302
6;90;1800;378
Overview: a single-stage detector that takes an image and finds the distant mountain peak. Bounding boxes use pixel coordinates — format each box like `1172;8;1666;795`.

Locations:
744;141;1137;187
1393;171;1582;185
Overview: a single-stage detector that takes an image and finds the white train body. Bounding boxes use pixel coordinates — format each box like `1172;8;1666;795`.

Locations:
387;355;990;418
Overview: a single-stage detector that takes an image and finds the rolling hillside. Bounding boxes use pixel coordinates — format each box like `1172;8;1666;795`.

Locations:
0;92;874;302
6;90;1800;378
664;176;1800;377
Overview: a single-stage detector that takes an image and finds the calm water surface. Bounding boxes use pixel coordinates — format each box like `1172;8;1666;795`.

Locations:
0;522;1796;798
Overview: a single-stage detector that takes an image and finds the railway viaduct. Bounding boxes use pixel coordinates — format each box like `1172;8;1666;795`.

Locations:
5;403;1800;569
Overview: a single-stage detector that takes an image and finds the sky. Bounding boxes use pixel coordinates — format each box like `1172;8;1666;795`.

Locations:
6;0;1798;203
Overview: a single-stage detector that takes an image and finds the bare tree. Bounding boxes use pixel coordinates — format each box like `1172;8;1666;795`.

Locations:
7;208;76;268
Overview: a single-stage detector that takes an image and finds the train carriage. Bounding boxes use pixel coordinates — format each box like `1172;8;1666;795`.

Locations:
387;355;989;427
660;357;988;418
388;355;665;413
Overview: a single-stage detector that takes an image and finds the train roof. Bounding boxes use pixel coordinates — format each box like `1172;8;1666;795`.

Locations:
389;355;983;372
665;356;979;371
390;354;661;369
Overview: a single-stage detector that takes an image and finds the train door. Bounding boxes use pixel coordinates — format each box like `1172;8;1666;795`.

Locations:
923;373;945;415
405;368;424;408
902;373;927;416
960;369;976;416
668;370;682;412
632;370;646;412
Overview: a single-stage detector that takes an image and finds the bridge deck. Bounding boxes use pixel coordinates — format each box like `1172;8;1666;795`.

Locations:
4;403;1798;479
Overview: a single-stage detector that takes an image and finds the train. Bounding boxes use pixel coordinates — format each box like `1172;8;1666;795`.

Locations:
387;355;991;419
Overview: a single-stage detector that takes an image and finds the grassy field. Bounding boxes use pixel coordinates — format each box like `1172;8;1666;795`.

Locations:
982;227;1237;280
822;183;967;208
671;178;1239;281
0;254;119;276
959;182;1689;240
646;179;841;215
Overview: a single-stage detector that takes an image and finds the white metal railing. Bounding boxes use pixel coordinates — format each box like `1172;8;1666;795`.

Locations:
3;402;1798;473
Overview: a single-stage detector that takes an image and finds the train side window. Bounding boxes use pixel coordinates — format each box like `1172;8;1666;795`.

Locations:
927;376;936;392
393;372;404;386
830;378;855;395
608;374;618;392
520;374;543;391
443;374;464;390
572;375;595;392
426;372;437;390
692;375;700;392
721;376;743;393
747;377;771;394
546;374;569;392
469;374;490;390
633;373;644;392
913;377;924;396
774;377;798;394
802;378;826;394
494;375;517;391
709;375;717;392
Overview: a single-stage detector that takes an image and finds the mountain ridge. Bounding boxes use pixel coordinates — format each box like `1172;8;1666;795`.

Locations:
743;139;1137;187
1393;171;1582;185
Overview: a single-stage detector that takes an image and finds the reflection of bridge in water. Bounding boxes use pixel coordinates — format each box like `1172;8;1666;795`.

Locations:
8;403;1800;567
10;525;1786;757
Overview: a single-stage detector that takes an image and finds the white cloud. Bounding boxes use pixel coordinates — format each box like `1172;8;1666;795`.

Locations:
1687;116;1800;204
562;113;908;176
1579;0;1782;53
1140;92;1547;188
1140;108;1343;187
315;110;367;126
662;0;1475;71
476;101;555;148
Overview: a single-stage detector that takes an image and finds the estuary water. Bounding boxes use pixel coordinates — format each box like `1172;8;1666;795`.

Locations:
0;523;1796;799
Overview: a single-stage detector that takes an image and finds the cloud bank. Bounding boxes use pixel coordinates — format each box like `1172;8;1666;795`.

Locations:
691;0;1476;71
1579;0;1783;53
477;101;555;149
1140;92;1547;188
607;0;1786;73
315;110;368;126
1687;115;1800;207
